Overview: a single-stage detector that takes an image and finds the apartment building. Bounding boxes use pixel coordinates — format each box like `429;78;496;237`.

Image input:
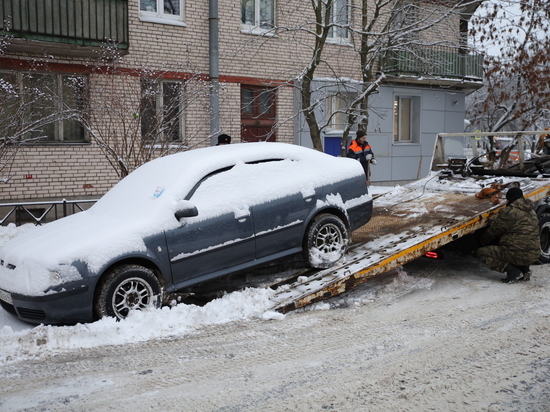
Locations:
0;0;483;204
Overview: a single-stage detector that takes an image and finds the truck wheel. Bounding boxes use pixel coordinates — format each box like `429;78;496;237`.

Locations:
539;214;550;263
304;213;349;269
95;265;162;320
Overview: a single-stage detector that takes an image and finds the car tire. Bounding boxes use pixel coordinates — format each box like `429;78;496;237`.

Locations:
94;265;163;320
539;213;550;263
304;213;349;269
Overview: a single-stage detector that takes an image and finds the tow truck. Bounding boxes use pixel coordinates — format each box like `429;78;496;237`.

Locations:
266;131;550;313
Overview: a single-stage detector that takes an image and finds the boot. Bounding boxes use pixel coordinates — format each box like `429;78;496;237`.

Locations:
501;264;523;283
518;266;531;281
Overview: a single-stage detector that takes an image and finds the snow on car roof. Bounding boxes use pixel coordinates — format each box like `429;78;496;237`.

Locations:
93;142;361;215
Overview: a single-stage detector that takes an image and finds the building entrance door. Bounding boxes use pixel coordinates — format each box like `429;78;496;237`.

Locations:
241;85;276;142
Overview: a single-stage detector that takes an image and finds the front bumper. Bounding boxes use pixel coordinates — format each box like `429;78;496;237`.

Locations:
0;280;96;325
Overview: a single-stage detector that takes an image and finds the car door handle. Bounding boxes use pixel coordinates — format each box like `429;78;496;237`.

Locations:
234;207;250;222
302;189;316;202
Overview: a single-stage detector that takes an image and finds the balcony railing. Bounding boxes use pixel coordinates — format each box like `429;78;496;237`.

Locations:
380;45;483;80
0;0;128;51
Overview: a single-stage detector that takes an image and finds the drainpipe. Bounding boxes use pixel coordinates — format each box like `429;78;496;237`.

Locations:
209;0;220;146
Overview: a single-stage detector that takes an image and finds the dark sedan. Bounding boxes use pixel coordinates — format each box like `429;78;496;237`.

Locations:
0;142;372;324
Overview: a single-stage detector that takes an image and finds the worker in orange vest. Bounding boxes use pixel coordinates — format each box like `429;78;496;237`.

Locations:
347;130;376;185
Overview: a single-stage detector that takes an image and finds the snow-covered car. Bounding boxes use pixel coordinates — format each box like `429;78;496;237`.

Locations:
0;142;373;325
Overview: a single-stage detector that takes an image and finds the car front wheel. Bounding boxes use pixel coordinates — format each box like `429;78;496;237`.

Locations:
95;264;163;320
304;213;349;269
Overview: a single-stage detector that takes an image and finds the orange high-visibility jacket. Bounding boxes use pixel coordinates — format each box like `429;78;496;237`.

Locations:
347;139;375;176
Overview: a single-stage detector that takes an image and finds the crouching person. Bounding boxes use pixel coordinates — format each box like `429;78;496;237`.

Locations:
477;187;540;283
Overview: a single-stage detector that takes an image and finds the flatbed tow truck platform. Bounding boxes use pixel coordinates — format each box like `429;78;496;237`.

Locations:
267;132;550;313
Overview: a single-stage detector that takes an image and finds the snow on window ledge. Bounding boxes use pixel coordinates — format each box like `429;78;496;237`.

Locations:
139;15;187;27
326;37;352;47
240;25;277;37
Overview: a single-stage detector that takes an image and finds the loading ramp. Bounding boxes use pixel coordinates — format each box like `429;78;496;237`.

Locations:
268;176;550;313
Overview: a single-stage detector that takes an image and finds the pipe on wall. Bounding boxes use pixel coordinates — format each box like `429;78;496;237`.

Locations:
209;0;220;145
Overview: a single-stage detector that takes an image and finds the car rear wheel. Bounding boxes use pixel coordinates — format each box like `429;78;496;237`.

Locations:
539;213;550;263
304;213;349;269
95;265;162;320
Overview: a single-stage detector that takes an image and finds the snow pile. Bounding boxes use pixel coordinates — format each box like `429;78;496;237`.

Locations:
0;221;435;365
0;266;436;365
0;286;282;364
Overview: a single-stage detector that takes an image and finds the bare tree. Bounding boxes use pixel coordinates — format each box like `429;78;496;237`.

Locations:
273;0;481;153
299;0;335;152
467;0;550;133
77;46;213;179
336;0;483;154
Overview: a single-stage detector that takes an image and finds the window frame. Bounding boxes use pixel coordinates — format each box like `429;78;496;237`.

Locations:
0;71;88;144
139;0;186;27
393;95;421;144
393;1;418;28
240;0;276;35
140;78;186;145
325;93;353;131
327;0;351;44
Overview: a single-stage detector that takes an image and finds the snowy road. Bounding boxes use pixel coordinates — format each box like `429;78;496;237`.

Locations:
1;251;549;411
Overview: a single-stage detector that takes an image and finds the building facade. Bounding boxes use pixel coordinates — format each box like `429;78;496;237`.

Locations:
0;0;483;205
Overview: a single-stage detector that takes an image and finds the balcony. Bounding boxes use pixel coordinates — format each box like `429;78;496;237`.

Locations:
0;0;128;57
380;45;484;87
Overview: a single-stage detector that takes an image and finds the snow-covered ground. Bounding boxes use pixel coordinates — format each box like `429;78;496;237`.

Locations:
1;209;549;410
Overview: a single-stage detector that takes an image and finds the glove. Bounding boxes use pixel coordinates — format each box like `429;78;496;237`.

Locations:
370;159;377;165
366;154;372;160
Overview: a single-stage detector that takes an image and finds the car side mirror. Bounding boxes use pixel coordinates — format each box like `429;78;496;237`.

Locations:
175;205;198;220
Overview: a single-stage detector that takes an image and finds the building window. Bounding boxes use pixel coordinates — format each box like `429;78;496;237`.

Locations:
326;94;351;130
392;1;419;39
328;0;350;42
241;0;275;33
0;71;86;143
141;78;184;143
139;0;185;26
393;95;420;143
241;85;276;142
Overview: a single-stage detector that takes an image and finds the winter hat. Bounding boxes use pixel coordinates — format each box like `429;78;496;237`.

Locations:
506;187;523;203
216;134;231;145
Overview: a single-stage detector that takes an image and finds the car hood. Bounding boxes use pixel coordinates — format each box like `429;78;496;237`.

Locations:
0;208;178;296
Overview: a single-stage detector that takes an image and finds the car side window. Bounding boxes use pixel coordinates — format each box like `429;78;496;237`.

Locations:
184;166;234;201
187;159;294;219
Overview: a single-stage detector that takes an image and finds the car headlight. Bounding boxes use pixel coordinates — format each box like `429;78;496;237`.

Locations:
49;271;63;286
48;264;82;287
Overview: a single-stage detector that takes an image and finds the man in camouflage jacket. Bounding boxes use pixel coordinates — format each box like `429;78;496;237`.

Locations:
477;187;540;283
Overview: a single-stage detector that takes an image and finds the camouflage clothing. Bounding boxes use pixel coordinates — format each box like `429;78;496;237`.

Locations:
477;197;540;273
